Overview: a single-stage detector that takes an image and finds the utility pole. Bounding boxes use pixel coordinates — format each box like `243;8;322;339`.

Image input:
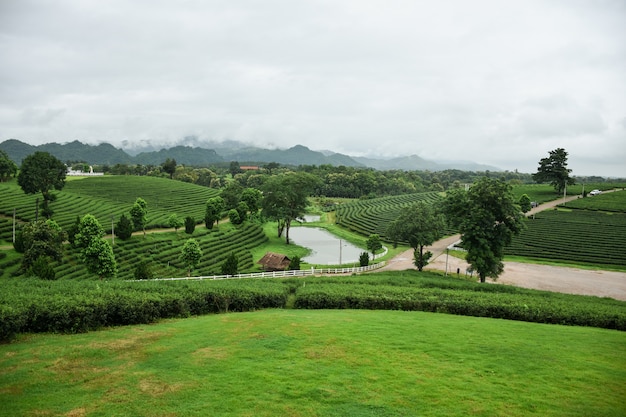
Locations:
12;208;16;243
111;215;115;246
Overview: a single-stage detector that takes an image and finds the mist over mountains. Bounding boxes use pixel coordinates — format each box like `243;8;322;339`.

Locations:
0;138;500;172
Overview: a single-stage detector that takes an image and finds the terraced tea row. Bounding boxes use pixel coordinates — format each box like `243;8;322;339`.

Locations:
505;209;626;267
0;176;219;237
335;192;443;239
46;223;268;280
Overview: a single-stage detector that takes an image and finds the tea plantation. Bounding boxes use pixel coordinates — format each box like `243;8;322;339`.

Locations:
505;190;626;268
0;176;219;237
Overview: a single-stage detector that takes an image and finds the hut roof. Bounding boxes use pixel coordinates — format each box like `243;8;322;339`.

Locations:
257;252;291;271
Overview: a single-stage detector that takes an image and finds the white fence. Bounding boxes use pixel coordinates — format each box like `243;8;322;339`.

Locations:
136;261;387;282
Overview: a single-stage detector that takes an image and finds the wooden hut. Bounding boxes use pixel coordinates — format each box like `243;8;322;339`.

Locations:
257;252;291;271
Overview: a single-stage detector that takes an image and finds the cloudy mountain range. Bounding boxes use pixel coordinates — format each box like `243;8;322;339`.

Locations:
0;139;500;172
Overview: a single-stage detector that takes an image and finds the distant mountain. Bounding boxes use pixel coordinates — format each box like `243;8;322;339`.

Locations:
0;139;36;164
0;139;500;172
133;146;223;166
215;144;365;167
39;140;133;165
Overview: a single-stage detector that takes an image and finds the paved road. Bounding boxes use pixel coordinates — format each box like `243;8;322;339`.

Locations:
380;192;626;301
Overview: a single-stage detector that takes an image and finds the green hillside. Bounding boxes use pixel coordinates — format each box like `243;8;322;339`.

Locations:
0;176;219;237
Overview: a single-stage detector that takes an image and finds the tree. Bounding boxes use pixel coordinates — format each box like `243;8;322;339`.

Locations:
15;220;66;272
115;214;133;240
130;198;148;237
205;196;225;229
228;208;241;225
261;172;321;244
366;234;383;259
235;201;249;224
75;214;104;248
17;151;67;219
161;158;177;179
229;161;242;177
532;148;575;195
168;213;184;232
518;194;532;214
180;238;203;276
264;162;280;174
386;202;445;271
184;216;196;234
75;214;117;279
241;187;262;213
0;149;17;182
220;182;242;210
442;177;525;283
221;252;238;275
82;238;117;279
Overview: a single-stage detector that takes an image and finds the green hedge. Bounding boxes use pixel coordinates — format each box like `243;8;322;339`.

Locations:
0;278;288;341
2;271;625;341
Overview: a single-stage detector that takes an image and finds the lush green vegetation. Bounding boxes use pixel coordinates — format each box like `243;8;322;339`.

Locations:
505;191;626;269
509;182;626;203
2;271;624;342
1;309;625;417
566;189;626;212
0;223;269;281
0;176;219;236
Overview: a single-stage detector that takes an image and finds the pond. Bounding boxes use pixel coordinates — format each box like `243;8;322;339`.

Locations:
288;227;365;265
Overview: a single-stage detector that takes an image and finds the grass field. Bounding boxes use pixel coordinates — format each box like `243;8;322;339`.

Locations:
1;309;624;417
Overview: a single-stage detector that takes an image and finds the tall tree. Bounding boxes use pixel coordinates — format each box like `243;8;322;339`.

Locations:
130;198;148;236
0;149;17;182
180;238;203;276
168;213;184;232
386;202;445;271
115;214;134;240
75;214;117;279
205;196;225;229
261;172;320;244
15;220;66;273
17;151;67;219
442;177;525;283
240;188;262;213
229;161;242;177
161;158;177;179
532;148;575;195
366;234;383;259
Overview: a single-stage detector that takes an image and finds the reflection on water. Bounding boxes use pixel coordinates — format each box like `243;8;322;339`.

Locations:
289;227;364;265
301;214;321;222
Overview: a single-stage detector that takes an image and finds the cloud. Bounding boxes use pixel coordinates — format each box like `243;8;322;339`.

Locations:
0;0;625;176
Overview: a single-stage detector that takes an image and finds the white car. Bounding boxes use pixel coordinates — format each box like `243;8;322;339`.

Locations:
589;189;602;196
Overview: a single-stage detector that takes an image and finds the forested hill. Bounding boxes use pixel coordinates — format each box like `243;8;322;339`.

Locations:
0;139;498;171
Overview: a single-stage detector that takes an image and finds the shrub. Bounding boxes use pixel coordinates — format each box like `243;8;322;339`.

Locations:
359;252;369;267
184;216;195;234
29;256;57;280
289;256;301;271
134;261;154;280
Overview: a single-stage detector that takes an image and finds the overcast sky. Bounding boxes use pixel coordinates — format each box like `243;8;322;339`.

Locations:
1;0;625;176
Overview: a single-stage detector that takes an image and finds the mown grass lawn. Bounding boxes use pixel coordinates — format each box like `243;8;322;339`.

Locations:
1;309;624;417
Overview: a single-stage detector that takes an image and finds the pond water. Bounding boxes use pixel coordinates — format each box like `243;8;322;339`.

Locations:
288;227;365;265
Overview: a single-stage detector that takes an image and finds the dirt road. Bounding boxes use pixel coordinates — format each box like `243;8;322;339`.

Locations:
381;193;626;301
